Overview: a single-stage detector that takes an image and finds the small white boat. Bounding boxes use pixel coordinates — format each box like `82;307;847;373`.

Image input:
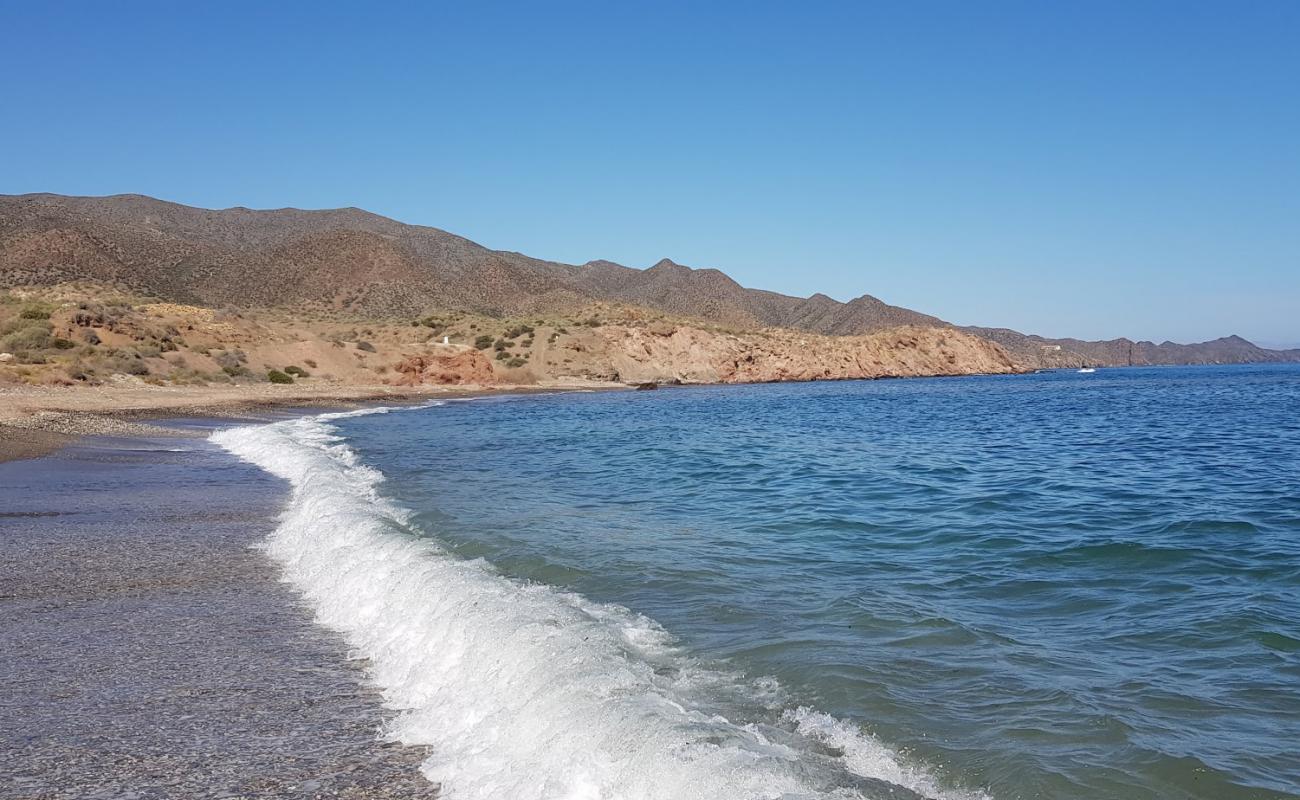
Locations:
1077;367;1096;373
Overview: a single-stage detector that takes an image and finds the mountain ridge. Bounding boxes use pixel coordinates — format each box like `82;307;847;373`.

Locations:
2;192;1296;368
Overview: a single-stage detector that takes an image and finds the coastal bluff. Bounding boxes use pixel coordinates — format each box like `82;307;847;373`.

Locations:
0;288;1020;398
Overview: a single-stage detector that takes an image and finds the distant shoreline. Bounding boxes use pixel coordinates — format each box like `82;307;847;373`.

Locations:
0;380;626;464
14;362;1291;464
0;362;1039;463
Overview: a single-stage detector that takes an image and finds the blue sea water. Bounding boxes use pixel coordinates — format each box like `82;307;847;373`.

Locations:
223;365;1300;799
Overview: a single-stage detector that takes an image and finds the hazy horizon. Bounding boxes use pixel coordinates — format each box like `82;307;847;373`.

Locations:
2;1;1296;344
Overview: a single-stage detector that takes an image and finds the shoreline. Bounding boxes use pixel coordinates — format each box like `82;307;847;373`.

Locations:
0;364;1040;464
0;379;627;463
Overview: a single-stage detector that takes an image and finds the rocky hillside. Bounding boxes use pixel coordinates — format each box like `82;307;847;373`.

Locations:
2;192;1295;368
0;193;936;334
0;286;1020;390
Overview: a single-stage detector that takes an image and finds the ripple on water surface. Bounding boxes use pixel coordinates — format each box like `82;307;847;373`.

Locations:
295;365;1297;799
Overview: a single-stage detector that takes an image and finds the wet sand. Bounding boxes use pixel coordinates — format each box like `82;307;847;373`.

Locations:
0;425;74;462
0;428;441;798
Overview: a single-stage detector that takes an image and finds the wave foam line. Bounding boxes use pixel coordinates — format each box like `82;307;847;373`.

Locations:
211;410;988;800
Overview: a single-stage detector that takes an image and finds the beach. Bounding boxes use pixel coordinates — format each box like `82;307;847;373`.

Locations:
0;380;628;797
0;381;623;796
0;380;621;464
4;4;1293;794
4;367;1299;799
0;422;445;799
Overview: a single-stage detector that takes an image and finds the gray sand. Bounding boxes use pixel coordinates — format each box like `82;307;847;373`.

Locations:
0;432;439;798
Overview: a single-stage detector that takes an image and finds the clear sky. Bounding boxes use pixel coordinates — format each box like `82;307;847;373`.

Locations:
2;1;1297;345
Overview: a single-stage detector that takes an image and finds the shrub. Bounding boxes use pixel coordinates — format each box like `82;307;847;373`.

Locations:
267;369;294;384
213;350;247;370
110;356;150;376
19;304;52;320
82;329;101;345
72;309;103;327
494;350;510;361
221;364;250;378
168;368;211;386
2;325;51;351
51;338;76;350
504;357;527;368
493;338;509;351
355;340;376;352
474;334;495;350
505;325;535;339
303;359;317;368
284;365;310;378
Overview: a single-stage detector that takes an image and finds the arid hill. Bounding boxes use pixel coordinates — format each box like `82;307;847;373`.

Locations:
2;192;1296;368
0;285;1020;391
0;193;936;334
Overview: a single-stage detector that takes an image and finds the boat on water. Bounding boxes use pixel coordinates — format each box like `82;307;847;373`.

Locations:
1078;367;1097;373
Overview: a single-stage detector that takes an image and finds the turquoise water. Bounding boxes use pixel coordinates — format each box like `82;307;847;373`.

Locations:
324;365;1299;799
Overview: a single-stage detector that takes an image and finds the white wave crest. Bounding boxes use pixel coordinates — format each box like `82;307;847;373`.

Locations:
211;410;988;800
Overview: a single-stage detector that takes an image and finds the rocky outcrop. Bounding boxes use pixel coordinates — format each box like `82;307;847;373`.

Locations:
391;349;496;386
561;324;1020;385
382;323;1019;387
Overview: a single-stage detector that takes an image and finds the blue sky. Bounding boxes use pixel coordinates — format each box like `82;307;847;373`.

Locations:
2;1;1297;345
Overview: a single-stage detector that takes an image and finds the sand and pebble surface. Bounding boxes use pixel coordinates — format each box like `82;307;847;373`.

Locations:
0;418;441;798
0;379;621;463
0;379;625;797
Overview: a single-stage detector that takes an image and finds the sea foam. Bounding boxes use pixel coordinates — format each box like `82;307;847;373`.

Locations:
211;409;986;800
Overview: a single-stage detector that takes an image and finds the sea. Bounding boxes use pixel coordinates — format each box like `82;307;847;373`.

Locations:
211;364;1300;800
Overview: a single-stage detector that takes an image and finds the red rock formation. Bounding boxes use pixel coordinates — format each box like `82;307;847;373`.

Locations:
391;349;496;386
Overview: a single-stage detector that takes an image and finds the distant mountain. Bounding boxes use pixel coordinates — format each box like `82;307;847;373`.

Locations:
966;327;1300;368
0;193;935;333
2;192;1296;367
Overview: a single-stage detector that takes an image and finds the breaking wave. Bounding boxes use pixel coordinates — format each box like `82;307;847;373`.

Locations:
211;408;985;800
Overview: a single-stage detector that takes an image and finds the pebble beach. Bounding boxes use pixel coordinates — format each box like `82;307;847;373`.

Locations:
0;423;440;799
